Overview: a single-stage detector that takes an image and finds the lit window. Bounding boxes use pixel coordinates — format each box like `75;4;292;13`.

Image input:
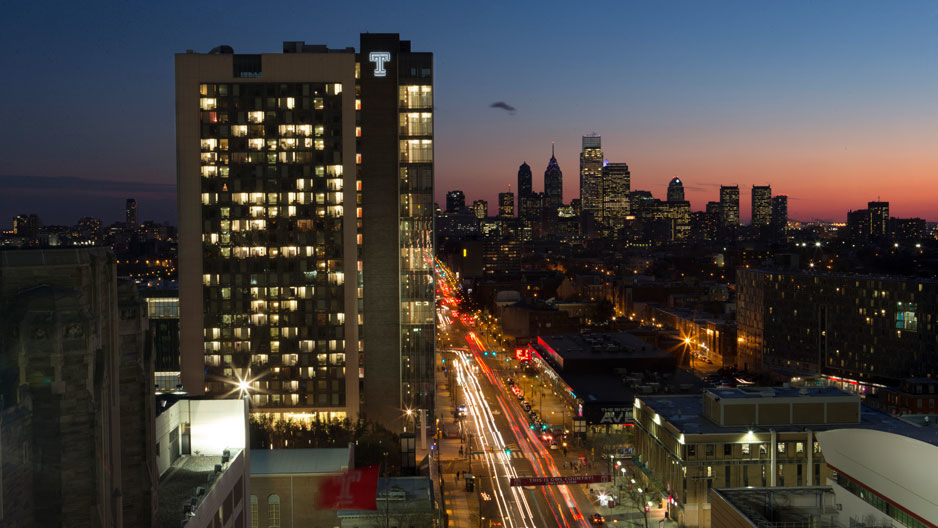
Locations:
200;98;217;110
248;111;264;123
268;495;280;527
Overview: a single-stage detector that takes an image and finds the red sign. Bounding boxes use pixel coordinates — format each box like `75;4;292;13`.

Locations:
578;453;587;465
316;465;380;510
514;347;532;361
509;475;611;487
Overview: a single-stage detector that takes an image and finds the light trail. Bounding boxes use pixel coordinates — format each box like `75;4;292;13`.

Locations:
455;349;541;528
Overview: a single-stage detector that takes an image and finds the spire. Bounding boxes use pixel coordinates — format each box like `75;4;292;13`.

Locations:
551;142;555;158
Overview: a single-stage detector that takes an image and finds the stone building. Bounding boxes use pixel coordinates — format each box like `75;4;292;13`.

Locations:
0;248;156;527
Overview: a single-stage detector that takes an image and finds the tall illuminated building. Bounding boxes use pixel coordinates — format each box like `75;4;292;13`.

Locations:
498;191;515;218
600;162;630;231
719;185;740;235
445;190;466;213
771;195;788;236
868;201;889;239
126;198;138;226
176;34;434;428
543;145;564;226
751;185;771;226
667;177;684;203
579;135;603;220
472;199;488;220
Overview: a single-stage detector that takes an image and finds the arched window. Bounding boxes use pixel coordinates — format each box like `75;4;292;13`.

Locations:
249;495;258;528
267;494;281;528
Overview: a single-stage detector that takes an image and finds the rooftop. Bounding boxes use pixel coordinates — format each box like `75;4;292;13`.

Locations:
641;394;938;445
157;452;239;528
250;446;352;475
337;476;434;518
713;487;840;528
538;332;672;362
706;386;851;400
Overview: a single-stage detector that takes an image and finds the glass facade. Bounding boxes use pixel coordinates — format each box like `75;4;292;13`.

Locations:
198;81;348;414
399;81;435;412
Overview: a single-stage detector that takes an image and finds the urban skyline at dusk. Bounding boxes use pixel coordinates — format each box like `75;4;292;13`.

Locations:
4;4;938;527
2;1;937;226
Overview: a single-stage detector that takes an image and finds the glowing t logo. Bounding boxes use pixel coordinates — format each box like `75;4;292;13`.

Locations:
368;51;391;77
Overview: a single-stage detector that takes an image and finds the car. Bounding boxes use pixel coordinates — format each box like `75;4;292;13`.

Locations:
505;378;515;386
590;513;605;525
457;404;468;416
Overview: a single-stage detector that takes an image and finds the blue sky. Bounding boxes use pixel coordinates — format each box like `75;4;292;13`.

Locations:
1;1;936;225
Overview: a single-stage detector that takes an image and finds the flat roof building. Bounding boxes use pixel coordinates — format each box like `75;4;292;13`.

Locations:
632;386;934;527
175;34;435;429
156;397;250;528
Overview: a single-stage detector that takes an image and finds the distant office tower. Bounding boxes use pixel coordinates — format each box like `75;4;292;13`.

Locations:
543;144;563;214
126;198;138;226
751;185;771;226
579;135;603;219
667;177;685;202
498;191;515;218
176;34;434;428
517;161;532;200
737;268;938;381
868;201;889;238
889;217;926;245
771;195;788;236
601;162;630;230
0;248;156;527
719;185;740;231
446;190;466;213
472;199;488;219
704;201;721;241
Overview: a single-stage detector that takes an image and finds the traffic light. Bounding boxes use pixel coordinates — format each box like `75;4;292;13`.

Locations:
505;448;511;455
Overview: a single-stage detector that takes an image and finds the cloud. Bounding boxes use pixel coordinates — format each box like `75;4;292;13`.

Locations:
0;175;174;196
489;101;517;114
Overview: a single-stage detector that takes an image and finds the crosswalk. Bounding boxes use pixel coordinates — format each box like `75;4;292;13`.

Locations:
470;443;527;460
471;451;528;460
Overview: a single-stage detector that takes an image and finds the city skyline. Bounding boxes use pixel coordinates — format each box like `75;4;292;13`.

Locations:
2;1;936;225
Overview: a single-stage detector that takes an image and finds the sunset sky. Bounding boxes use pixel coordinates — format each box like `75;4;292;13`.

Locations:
1;1;936;225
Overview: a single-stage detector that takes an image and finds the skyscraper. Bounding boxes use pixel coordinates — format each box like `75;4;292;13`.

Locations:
667;177;685;202
445;190;466;213
543;144;563;215
600;162;630;231
579;135;603;219
125;198;138;226
517;161;532;201
751;185;771;226
360;34;435;427
498;191;515;218
771;195;788;236
176;34;434;428
868;201;889;238
472;199;488;220
719;185;740;233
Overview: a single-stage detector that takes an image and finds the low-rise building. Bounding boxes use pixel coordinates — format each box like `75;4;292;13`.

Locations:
337;476;435;528
156;398;249;528
248;446;354;528
632;386;931;527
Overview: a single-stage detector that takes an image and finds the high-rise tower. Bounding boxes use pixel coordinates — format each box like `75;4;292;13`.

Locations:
498;191;515;218
600;162;630;231
751;185;771;226
125;198;138;226
176;34;434;429
719;185;740;232
543;144;563;215
517;162;532;201
771;195;788;236
667;177;685;202
445;190;466;213
579;135;603;219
